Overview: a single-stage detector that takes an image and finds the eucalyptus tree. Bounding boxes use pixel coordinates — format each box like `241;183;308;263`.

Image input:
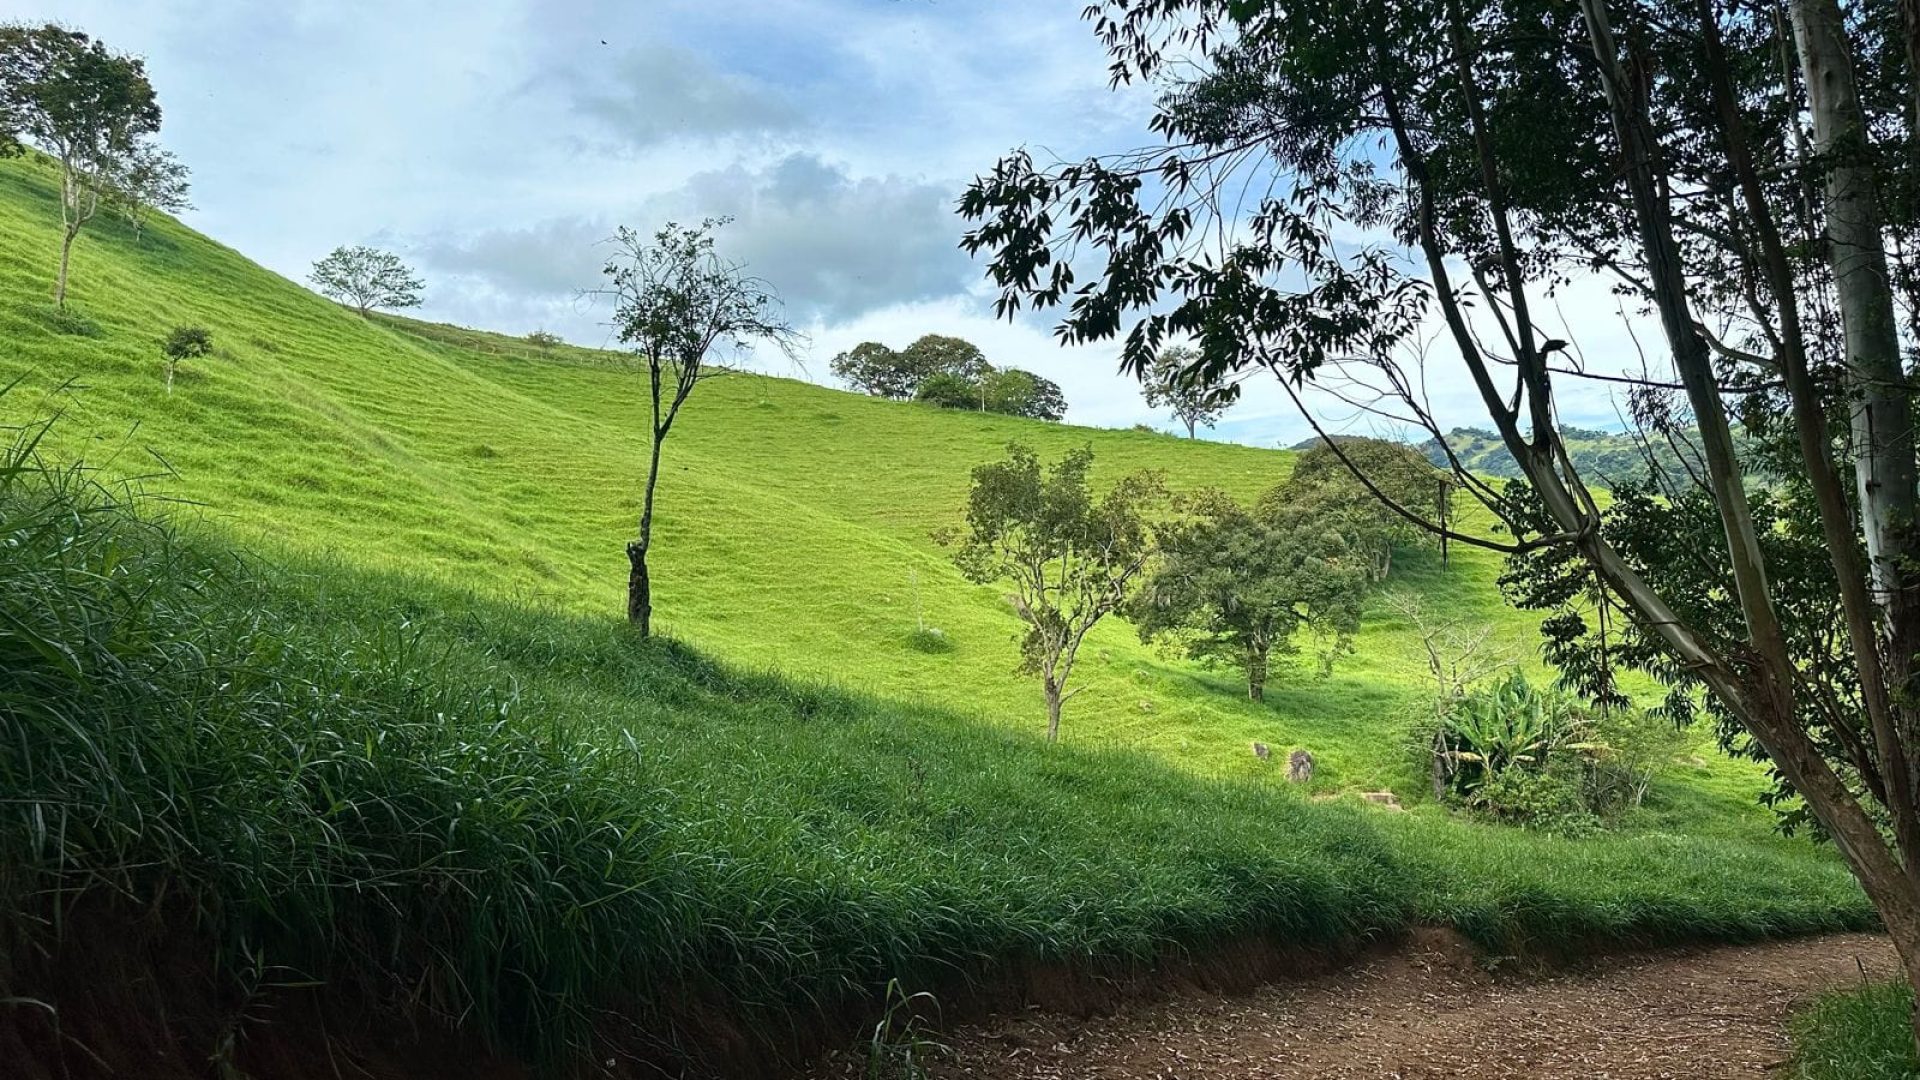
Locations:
604;218;795;636
960;0;1920;1035
0;23;161;307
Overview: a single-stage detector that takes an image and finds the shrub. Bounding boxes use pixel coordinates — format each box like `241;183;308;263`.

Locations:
914;370;978;410
1470;762;1600;836
906;625;953;654
1426;673;1679;829
526;329;563;349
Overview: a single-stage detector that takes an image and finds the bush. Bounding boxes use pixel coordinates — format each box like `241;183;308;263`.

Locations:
1425;673;1677;829
526;329;563;349
906;625;953;654
1470;762;1600;836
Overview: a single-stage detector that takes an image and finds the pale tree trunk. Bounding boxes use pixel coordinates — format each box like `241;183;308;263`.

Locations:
1246;642;1269;702
55;225;78;310
1793;0;1920;1044
1794;0;1920;617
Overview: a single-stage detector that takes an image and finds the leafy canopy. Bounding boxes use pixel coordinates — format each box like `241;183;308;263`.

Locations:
309;245;424;315
1131;487;1366;699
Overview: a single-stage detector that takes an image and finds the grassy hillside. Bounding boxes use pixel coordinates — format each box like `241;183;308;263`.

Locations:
0;149;1879;1071
0;152;1762;806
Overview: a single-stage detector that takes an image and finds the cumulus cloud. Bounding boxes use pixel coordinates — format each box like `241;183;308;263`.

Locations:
415;217;612;298
416;153;973;326
651;154;971;322
560;42;803;147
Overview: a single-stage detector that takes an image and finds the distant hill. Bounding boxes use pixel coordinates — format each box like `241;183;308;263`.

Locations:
1291;428;1701;489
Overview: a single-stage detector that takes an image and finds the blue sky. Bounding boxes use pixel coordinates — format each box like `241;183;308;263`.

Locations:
16;0;1651;444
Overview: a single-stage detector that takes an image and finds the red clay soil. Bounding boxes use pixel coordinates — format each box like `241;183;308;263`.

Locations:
812;931;1899;1080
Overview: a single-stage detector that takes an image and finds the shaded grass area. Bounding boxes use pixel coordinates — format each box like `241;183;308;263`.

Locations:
1793;982;1919;1079
1;430;1877;1074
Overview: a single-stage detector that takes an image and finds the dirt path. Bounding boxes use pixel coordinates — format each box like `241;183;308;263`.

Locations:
893;932;1896;1079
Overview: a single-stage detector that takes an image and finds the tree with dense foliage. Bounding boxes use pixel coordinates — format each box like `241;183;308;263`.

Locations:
948;443;1165;741
158;324;210;392
107;138;187;242
914;370;979;411
308;246;424;316
830;341;914;398
604;218;794;636
900;334;990;393
982;366;1068;420
1280;438;1452;579
0;24;161;308
1132;487;1366;701
1143;345;1236;438
959;0;1920;1039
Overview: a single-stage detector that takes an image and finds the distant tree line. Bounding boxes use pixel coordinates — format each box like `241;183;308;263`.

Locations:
831;334;1067;421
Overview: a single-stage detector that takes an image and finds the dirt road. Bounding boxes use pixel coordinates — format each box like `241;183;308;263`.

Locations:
903;931;1895;1079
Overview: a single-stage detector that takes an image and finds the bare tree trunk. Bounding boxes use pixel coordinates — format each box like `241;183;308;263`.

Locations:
55;225;77;309
1185;417;1197;439
1043;677;1063;743
1247;643;1268;702
165;360;175;393
629;429;665;636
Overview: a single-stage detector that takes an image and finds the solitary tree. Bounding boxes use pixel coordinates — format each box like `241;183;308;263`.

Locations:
108;138;189;242
604;218;794;636
830;341;915;398
1142;345;1236;438
158;324;210;393
949;443;1165;741
959;0;1920;1038
308;246;424;316
1132;488;1367;701
0;24;161;308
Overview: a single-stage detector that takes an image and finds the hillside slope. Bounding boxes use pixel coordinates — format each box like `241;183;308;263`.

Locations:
0;151;1771;806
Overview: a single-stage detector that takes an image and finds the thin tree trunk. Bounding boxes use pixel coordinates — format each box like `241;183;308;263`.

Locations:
55;225;77;309
1247;643;1268;702
1044;677;1063;743
1186;417;1197;439
629;429;665;636
165;360;175;393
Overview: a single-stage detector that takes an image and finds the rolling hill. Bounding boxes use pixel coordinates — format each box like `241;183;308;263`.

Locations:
0;150;1876;1074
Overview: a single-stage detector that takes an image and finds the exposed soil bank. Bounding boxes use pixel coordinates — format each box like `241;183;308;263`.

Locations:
4;930;1895;1078
821;930;1898;1079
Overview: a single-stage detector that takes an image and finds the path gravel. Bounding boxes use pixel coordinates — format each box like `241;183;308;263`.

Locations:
882;931;1896;1079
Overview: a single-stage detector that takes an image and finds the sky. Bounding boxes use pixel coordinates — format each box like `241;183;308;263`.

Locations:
15;0;1661;446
